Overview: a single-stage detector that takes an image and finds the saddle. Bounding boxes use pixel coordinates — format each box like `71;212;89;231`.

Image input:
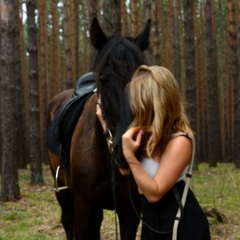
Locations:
48;72;96;176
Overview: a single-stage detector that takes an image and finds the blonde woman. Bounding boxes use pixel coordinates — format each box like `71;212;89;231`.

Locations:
121;65;210;240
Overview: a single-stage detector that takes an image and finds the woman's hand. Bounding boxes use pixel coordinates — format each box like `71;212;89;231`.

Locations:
122;127;144;160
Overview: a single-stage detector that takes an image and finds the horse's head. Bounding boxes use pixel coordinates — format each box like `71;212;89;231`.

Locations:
90;17;151;169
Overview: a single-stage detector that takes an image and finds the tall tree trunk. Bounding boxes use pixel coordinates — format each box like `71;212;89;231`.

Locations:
144;0;152;22
172;0;181;86
26;0;44;184
63;0;73;89
70;0;78;83
19;6;29;168
101;0;109;33
167;0;174;72
38;0;49;163
88;0;98;68
121;0;128;36
50;0;60;97
158;1;167;67
153;0;161;65
110;0;121;35
234;1;240;168
130;0;139;37
205;0;221;166
183;0;198;169
143;0;152;64
227;0;237;163
195;1;208;163
0;0;21;201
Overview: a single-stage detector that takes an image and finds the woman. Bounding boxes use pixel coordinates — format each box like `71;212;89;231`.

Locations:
121;65;210;239
96;65;210;239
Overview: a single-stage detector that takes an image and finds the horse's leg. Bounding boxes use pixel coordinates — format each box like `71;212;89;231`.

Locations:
117;204;140;240
73;195;103;240
55;189;74;240
48;152;74;240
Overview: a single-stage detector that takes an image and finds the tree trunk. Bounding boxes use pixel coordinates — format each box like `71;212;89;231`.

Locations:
26;0;44;184
50;0;60;97
233;1;240;168
121;0;128;36
130;0;139;37
205;0;221;166
19;6;30;168
110;0;121;35
38;0;49;164
158;1;167;67
63;0;73;89
0;0;21;201
183;0;198;169
88;0;98;68
195;1;208;163
143;0;152;64
152;0;161;65
167;0;174;72
172;0;181;86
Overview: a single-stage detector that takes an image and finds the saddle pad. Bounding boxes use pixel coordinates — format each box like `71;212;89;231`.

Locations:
46;73;96;174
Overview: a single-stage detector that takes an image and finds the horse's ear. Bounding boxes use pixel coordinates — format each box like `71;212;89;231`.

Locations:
90;17;108;51
134;19;151;51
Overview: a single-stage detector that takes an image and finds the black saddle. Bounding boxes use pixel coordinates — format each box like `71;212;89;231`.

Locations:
46;72;96;174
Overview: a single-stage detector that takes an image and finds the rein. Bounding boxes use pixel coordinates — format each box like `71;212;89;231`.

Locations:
98;101;120;240
105;128;120;240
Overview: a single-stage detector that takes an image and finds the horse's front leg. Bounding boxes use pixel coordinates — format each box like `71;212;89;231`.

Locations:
72;194;103;240
117;202;141;240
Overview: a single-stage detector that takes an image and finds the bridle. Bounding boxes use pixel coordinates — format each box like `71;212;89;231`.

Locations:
96;101;121;240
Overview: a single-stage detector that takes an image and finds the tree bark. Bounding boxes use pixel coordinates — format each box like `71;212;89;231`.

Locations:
38;0;49;164
130;0;139;37
50;0;61;97
110;0;121;35
172;0;181;86
63;0;73;89
183;0;198;169
231;0;240;167
205;0;221;166
0;0;21;201
152;0;161;65
26;0;44;184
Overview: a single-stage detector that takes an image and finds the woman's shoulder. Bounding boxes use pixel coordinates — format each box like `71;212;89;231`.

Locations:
162;132;193;160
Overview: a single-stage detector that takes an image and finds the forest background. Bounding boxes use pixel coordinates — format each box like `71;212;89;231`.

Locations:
0;0;240;202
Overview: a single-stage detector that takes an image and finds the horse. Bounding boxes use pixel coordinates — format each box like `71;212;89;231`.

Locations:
46;17;151;240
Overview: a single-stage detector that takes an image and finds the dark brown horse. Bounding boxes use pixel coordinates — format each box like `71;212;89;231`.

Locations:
46;18;151;240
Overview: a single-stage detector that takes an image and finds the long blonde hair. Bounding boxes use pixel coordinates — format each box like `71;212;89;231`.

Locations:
127;65;193;157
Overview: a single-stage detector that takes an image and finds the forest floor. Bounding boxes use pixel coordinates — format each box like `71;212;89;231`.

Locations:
0;163;240;240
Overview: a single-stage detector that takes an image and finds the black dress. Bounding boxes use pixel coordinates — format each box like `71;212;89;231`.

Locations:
140;180;211;240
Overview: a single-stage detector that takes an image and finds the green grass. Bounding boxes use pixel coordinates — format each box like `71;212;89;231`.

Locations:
0;163;240;239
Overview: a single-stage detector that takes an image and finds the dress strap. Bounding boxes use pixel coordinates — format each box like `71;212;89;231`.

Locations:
171;132;196;240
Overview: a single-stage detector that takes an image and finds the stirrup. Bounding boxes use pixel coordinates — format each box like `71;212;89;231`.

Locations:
54;165;69;192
